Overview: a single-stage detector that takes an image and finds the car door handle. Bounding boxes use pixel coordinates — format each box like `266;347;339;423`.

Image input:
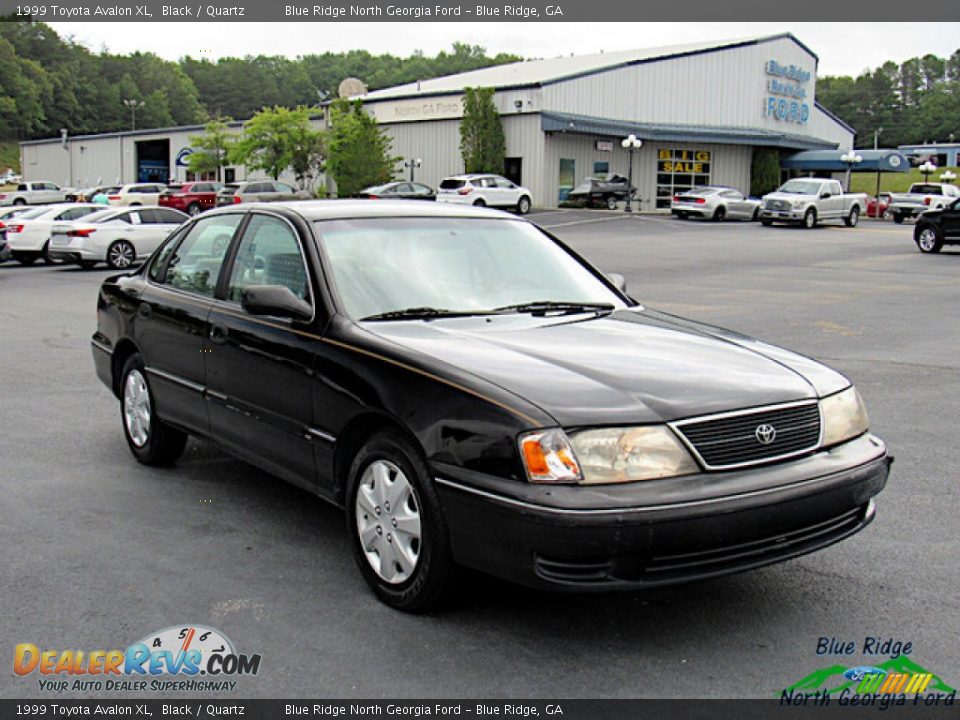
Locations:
209;323;229;344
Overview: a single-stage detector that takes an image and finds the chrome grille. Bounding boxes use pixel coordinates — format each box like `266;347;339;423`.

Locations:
674;401;821;470
765;199;790;211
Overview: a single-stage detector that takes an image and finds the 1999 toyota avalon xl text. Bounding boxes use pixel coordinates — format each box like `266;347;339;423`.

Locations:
91;201;891;611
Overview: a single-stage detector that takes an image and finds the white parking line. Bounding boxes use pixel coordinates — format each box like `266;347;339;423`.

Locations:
539;215;632;229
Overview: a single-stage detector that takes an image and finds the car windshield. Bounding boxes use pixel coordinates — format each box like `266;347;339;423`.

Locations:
777;180;822;195
315;217;627;321
909;184;943;195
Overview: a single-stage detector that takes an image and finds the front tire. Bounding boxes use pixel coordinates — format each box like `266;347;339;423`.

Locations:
79;260;98;270
120;354;188;465
915;225;943;254
107;240;136;270
346;430;455;612
803;208;817;229
761;218;773;227
516;196;531;215
16;254;38;266
605;196;618;210
893;213;905;224
42;241;64;265
844;206;860;227
751;207;760;221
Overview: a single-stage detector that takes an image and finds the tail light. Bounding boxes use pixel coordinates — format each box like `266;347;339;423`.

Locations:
67;228;96;237
232;195;242;204
368;195;379;200
0;194;6;200
457;187;473;195
7;224;23;233
695;198;706;204
108;195;121;200
673;195;680;202
924;197;932;206
0;222;5;231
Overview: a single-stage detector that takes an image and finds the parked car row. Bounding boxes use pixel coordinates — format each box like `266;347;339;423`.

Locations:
1;202;189;269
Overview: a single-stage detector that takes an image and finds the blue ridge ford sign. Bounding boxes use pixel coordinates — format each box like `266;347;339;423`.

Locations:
764;60;811;124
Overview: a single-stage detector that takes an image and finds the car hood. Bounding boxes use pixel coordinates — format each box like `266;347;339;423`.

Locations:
368;308;849;427
763;192;813;203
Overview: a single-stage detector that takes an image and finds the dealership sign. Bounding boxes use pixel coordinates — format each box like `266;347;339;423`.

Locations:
764;60;811;124
175;147;194;166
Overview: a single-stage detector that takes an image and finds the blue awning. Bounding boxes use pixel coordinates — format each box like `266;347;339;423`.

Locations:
781;149;910;172
540;111;838;150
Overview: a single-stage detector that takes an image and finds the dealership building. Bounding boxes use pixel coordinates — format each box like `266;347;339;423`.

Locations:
21;32;854;210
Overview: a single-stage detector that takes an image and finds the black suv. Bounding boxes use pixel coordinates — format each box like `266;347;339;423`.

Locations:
914;198;960;253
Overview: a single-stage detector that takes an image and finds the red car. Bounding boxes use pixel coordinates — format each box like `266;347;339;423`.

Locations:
867;193;892;219
158;181;222;216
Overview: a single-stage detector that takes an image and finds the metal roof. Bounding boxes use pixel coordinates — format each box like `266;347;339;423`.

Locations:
781;149;911;172
541;112;838;151
358;33;817;103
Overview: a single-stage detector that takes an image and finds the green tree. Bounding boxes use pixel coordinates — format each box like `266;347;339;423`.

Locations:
187;117;237;182
325;99;397;197
750;148;781;197
287;108;325;190
230;106;300;180
459;87;505;174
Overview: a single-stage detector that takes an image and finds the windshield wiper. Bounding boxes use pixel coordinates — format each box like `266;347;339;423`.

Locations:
493;301;615;316
360;307;492;321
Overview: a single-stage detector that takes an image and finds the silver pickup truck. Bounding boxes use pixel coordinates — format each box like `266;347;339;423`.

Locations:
761;178;867;229
888;183;960;224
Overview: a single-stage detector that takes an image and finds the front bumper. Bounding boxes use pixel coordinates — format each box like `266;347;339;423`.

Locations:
761;209;805;222
435;434;890;590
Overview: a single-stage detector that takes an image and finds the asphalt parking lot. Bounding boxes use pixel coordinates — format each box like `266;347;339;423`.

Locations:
1;212;957;699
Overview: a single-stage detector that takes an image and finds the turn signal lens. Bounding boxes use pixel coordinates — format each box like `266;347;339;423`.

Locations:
519;429;582;484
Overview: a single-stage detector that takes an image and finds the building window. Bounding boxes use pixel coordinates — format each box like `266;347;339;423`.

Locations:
656;148;712;208
593;161;609;178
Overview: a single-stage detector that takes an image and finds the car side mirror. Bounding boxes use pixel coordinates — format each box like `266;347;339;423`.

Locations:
241;285;312;321
605;272;627;293
820;192;831;199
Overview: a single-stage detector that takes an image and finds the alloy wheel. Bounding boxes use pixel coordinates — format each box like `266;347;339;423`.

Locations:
355;460;422;584
109;242;134;269
123;370;151;448
918;228;938;252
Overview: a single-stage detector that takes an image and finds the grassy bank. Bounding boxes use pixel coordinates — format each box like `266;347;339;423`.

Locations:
0;141;20;173
850;167;959;195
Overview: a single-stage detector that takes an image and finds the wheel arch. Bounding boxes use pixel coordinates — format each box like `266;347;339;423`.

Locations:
333;411;427;506
111;337;142;399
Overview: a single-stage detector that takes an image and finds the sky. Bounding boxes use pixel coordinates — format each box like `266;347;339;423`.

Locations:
50;22;960;77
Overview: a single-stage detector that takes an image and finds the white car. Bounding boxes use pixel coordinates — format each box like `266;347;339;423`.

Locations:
107;183;168;207
0;181;77;206
47;206;189;269
436;174;532;214
5;203;104;265
671;186;762;221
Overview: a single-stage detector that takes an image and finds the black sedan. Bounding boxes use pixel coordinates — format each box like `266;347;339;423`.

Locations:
91;201;890;611
356;181;436;201
914;198;960;253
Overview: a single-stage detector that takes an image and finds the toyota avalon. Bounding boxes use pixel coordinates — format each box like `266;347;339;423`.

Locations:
91;201;890;611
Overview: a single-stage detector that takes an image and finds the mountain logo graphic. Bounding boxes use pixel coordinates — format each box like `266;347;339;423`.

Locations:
784;656;956;696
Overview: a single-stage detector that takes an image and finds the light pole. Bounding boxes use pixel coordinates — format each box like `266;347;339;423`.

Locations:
621;134;642;213
404;158;422;182
122;99;145;131
840;150;862;192
919;161;937;182
873;127;883;210
940;170;957;185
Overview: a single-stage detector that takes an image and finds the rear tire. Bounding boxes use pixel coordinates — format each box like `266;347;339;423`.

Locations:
79;260;98;270
893;213;904;224
119;353;188;466
13;198;26;206
803;208;817;229
751;207;760;221
42;241;64;265
605;196;618;210
107;240;136;270
16;254;37;266
761;219;773;227
186;203;201;216
713;206;726;221
844;206;860;228
346;430;455;612
472;199;486;207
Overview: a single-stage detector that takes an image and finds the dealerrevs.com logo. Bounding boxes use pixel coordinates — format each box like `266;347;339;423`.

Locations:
14;624;262;693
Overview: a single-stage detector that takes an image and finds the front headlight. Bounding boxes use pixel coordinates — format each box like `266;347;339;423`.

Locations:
793;200;807;209
519;426;698;484
820;386;870;448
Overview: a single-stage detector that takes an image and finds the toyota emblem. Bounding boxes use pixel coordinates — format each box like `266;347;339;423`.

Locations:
755;424;777;445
